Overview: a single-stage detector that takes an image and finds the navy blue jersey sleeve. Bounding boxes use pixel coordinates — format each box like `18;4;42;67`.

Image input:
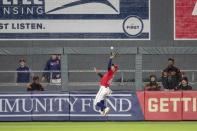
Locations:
108;58;113;71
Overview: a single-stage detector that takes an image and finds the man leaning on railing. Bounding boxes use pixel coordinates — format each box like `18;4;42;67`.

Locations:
16;58;31;83
41;54;61;84
162;58;182;91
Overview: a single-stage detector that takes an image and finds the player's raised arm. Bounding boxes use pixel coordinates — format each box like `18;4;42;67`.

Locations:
108;53;115;71
107;58;113;71
108;52;118;70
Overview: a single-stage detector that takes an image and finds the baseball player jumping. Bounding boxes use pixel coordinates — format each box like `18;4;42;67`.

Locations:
94;52;118;116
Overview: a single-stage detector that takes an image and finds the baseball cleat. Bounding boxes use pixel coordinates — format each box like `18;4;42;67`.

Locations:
104;107;110;116
99;110;104;115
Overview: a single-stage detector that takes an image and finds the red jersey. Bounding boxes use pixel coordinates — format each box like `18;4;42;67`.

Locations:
100;70;114;87
100;65;118;87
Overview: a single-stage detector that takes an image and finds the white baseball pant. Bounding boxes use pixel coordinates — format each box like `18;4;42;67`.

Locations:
94;86;112;106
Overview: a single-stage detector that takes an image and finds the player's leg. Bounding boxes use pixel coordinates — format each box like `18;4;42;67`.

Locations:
97;87;111;116
96;99;106;112
94;86;108;115
103;87;112;116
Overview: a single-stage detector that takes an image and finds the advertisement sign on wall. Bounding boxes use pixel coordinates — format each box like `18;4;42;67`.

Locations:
69;92;144;121
174;0;197;40
0;0;150;40
0;93;70;121
0;92;144;121
182;91;197;120
145;91;182;120
2;91;197;121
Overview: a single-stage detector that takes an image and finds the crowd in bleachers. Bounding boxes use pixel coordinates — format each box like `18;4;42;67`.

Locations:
15;55;193;92
144;58;192;91
16;54;61;91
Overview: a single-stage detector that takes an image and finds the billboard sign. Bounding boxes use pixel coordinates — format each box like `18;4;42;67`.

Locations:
145;91;182;120
69;92;144;121
0;0;150;40
0;93;70;121
0;92;144;121
174;0;197;40
182;91;197;120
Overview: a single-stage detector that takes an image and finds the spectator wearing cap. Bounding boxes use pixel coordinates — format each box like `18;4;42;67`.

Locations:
145;75;161;91
162;58;182;91
16;58;30;83
175;77;192;91
42;55;61;84
27;76;44;91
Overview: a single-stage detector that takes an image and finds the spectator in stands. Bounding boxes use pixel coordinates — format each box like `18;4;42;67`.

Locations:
175;77;192;91
162;58;182;91
145;75;161;91
16;58;30;83
27;76;44;91
57;54;61;62
42;55;61;84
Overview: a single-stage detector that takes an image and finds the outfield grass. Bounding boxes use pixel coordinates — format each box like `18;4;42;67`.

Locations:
0;122;197;131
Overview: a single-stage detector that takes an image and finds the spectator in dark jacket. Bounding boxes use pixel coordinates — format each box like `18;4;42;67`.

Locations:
27;76;44;91
16;58;30;83
162;58;182;91
145;75;161;91
42;55;61;83
175;77;192;91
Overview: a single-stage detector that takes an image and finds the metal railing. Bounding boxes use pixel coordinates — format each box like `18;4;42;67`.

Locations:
68;69;197;86
142;70;197;83
0;70;61;86
0;69;197;86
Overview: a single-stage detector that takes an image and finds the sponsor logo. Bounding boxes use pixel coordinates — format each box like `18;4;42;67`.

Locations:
45;0;120;14
0;94;131;117
0;0;120;16
123;16;144;37
148;97;197;113
0;0;45;15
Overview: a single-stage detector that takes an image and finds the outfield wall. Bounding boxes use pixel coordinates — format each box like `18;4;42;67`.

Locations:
0;91;197;121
